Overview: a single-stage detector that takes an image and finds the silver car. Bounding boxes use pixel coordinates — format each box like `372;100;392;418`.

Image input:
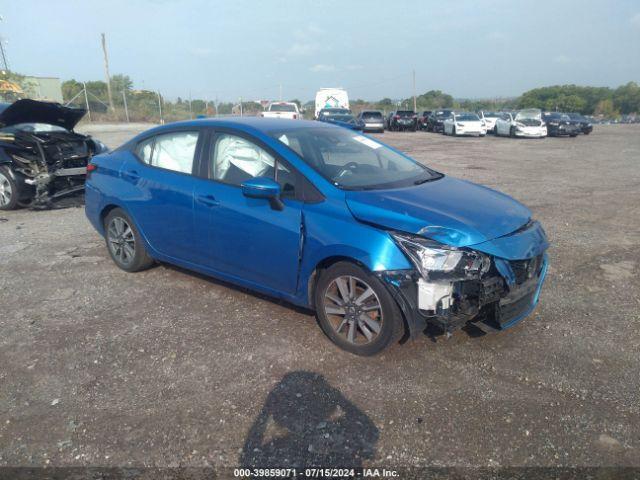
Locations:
357;110;385;133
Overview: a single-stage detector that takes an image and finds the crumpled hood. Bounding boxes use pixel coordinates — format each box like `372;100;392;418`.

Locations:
0;99;86;130
345;176;532;248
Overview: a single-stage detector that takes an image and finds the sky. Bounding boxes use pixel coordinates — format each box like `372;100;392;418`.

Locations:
2;0;640;102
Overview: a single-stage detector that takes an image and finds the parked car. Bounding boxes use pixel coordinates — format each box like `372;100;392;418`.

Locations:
85;118;549;356
417;111;432;130
315;88;349;118
542;112;581;137
0;99;108;210
567;112;593;134
318;111;363;131
317;108;351;121
388;110;418;131
260;102;302;120
426;109;453;133
357;110;385;133
443;112;487;136
494;112;516;137
496;109;547;138
478;111;501;134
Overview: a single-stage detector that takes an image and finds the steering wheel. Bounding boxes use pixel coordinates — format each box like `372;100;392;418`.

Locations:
336;162;359;178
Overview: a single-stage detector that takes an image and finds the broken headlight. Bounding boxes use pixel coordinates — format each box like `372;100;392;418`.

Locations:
391;232;490;280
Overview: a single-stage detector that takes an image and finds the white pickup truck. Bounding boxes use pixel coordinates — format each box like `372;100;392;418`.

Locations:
260;102;302;120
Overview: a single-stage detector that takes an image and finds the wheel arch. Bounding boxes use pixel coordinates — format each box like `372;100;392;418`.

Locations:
306;255;369;308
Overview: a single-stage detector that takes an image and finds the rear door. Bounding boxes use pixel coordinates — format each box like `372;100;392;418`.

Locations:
121;128;203;262
192;129;303;295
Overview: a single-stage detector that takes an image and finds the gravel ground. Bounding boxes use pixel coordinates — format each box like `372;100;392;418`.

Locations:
0;123;639;471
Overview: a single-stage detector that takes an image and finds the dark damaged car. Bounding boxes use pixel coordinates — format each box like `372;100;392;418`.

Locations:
0;99;108;210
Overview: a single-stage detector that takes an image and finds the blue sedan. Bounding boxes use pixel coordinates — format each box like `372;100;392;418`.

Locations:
85;118;548;355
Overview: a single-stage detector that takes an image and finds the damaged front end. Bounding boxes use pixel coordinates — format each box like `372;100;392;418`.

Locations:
378;221;549;337
2;129;97;207
0;99;106;208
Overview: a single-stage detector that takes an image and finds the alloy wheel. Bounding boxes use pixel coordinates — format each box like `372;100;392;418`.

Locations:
323;275;383;345
0;171;12;207
107;216;136;266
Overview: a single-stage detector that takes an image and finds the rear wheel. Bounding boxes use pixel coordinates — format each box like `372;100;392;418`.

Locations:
0;166;19;211
314;262;403;356
104;208;154;272
510;126;516;138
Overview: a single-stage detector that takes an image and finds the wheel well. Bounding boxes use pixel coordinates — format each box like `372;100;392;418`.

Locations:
99;204;120;228
307;256;367;308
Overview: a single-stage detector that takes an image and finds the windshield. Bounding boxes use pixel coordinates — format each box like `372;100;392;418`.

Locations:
361;112;382;120
435;111;452;119
0;123;68;133
396;111;415;117
269;103;297;112
482;111;500;118
456;113;479;121
270;127;441;190
545;113;570;121
330;115;357;123
320;108;350;117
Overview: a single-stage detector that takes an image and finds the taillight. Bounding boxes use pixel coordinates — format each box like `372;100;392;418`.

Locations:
394;115;400;119
86;163;97;177
293;114;297;119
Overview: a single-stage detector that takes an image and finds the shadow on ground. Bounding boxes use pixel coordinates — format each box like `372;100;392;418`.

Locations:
240;371;378;468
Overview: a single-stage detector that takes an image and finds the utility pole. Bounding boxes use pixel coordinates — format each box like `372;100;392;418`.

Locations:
412;69;417;112
188;90;193;119
239;97;243;116
82;82;91;122
101;33;115;111
122;90;129;123
0;16;8;71
157;91;164;124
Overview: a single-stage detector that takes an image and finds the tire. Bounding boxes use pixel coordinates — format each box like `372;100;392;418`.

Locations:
104;208;154;272
452;126;456;136
314;262;404;356
509;126;516;138
0;166;20;211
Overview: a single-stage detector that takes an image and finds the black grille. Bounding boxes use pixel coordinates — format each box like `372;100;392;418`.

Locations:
510;254;543;285
499;290;536;326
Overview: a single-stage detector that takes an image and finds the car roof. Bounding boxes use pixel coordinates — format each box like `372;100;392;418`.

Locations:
133;117;337;138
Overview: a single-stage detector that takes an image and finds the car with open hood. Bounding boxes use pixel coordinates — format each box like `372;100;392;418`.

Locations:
497;109;547;138
85;118;549;356
0;99;108;209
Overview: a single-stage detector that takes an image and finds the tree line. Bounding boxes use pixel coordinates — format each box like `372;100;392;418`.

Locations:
2;70;638;122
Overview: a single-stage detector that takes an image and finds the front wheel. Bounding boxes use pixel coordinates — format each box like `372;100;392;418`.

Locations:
314;262;403;356
104;208;155;272
0;166;20;210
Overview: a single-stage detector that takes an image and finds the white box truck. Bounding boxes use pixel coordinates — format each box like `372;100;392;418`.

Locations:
315;88;349;118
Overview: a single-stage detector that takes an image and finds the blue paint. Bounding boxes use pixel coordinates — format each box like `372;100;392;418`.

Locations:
85;118;549;329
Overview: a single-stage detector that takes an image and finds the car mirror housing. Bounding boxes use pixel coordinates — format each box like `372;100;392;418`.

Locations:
241;177;284;210
241;177;281;199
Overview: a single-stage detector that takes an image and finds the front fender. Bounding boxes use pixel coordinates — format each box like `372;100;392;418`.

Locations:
295;199;412;306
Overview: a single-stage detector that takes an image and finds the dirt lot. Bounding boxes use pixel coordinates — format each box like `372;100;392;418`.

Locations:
1;123;639;471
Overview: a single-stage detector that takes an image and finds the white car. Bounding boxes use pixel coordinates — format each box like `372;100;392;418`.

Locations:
443;112;487;136
261;102;302;120
478;111;501;133
496;109;547;138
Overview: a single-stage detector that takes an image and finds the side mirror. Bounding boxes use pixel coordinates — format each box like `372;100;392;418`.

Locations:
241;177;284;210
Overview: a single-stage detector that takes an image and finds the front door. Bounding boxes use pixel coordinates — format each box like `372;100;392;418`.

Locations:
193;131;302;295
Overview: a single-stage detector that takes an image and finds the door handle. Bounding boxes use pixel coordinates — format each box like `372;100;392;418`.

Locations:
196;194;220;207
122;169;140;182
